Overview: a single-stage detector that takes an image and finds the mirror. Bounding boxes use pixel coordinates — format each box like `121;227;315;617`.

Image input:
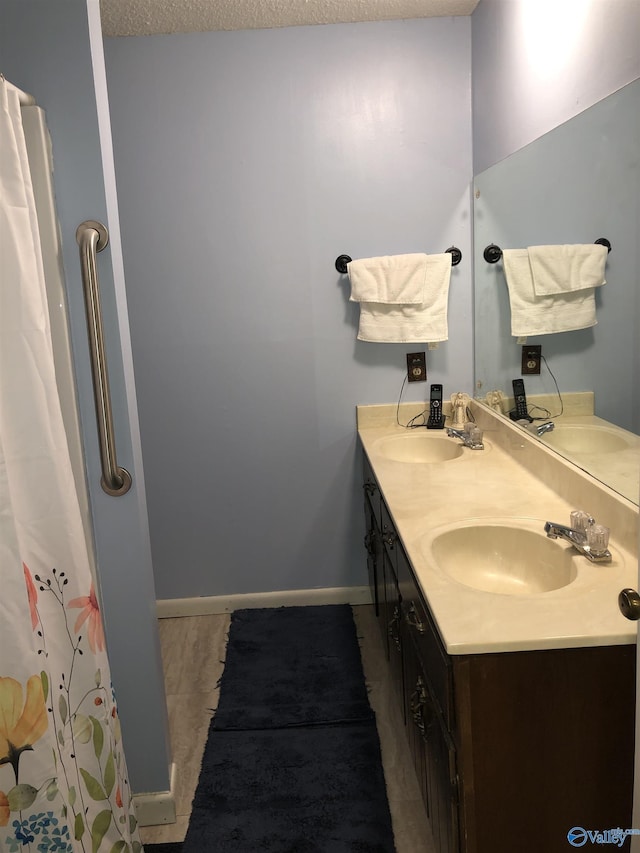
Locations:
473;78;640;504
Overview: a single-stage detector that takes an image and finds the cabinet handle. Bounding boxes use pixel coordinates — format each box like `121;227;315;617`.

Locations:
388;605;401;651
619;588;640;621
410;675;433;738
410;676;426;735
405;601;426;635
364;530;374;555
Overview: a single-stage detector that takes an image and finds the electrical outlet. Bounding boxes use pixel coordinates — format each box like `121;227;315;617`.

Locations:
522;345;542;375
407;352;426;382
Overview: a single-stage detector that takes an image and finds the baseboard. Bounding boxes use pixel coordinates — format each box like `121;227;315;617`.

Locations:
156;586;373;619
133;762;177;826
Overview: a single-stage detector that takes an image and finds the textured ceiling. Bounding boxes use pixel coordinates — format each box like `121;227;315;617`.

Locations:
100;0;479;37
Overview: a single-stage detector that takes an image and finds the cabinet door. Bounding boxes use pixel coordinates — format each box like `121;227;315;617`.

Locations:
427;703;460;853
404;630;429;797
398;546;454;729
404;632;460;853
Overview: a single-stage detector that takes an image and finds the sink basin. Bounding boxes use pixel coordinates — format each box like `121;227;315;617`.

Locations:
374;432;465;463
541;424;634;455
427;520;578;595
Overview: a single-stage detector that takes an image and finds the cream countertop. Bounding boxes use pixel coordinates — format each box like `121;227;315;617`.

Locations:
357;401;638;656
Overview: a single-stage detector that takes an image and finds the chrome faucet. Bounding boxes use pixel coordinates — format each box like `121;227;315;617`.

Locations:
446;426;484;450
544;520;612;562
535;421;555;437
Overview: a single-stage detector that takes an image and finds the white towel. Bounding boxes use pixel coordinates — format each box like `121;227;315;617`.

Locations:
348;253;427;304
502;249;598;337
528;244;607;295
357;253;452;343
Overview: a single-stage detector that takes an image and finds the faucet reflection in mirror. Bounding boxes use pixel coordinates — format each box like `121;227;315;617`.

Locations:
531;421;554;437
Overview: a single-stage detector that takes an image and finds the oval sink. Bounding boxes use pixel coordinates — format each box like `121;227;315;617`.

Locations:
427;521;578;595
374;432;465;463
541;424;634;455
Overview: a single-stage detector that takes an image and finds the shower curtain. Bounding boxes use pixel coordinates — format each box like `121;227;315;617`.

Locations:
0;79;142;852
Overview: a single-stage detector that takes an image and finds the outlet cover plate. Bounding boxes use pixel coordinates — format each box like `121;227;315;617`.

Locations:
522;345;542;375
407;352;427;382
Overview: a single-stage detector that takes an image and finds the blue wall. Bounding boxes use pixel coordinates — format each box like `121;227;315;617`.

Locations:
104;19;474;601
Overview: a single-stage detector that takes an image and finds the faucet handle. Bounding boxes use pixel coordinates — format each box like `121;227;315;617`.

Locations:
570;510;594;533
586;523;610;555
469;426;483;445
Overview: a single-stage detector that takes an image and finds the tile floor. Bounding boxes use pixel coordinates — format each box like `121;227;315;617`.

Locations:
139;604;435;852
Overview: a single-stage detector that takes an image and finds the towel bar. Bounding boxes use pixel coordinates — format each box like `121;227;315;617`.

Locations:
483;238;611;264
335;246;462;274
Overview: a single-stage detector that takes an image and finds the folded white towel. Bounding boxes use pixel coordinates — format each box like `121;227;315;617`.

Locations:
502;249;598;337
528;244;607;295
357;253;452;343
349;253;428;304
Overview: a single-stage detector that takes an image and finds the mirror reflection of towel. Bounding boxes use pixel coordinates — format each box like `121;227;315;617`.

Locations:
502;249;601;336
528;244;607;295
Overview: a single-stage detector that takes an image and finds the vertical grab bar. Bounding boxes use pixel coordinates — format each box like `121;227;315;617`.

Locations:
76;220;132;496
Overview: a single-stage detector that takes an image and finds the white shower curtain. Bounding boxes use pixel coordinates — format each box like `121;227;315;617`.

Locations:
0;79;142;852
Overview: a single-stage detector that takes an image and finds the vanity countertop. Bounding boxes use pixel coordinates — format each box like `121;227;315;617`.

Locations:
357;402;638;655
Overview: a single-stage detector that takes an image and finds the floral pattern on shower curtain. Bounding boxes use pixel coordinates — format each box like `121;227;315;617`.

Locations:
0;79;142;852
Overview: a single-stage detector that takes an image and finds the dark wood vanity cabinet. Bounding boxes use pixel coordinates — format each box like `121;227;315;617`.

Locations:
362;453;636;853
363;454;459;852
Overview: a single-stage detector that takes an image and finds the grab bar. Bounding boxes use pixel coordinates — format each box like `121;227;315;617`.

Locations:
76;220;132;497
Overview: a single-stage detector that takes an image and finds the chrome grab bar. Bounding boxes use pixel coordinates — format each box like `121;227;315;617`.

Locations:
76;220;132;497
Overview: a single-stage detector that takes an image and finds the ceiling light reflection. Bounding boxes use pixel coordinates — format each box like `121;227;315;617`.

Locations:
521;0;589;79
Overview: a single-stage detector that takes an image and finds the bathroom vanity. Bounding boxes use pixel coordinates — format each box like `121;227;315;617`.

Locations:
358;401;638;853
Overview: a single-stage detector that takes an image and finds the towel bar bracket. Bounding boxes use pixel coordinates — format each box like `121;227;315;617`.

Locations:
80;219;109;252
484;243;503;264
445;246;462;266
335;254;352;274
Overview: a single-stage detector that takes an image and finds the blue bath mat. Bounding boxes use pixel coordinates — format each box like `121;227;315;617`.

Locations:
211;604;375;730
145;605;395;853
